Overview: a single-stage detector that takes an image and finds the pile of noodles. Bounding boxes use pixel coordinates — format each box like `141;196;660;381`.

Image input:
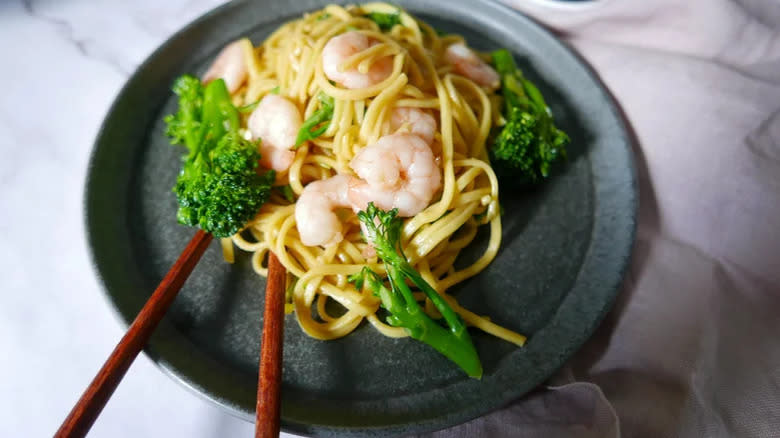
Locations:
220;3;525;346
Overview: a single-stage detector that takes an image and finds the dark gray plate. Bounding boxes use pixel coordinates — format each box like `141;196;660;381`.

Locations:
85;0;636;436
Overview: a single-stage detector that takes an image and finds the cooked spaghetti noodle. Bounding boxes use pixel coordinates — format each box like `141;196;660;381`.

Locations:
219;3;525;346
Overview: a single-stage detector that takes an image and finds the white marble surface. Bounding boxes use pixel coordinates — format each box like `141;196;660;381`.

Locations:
0;0;293;436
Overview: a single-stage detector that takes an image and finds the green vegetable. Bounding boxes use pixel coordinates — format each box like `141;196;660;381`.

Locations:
238;100;259;113
490;49;569;184
164;75;204;148
295;92;335;147
365;11;402;31
275;184;295;203
164;75;275;237
349;203;482;378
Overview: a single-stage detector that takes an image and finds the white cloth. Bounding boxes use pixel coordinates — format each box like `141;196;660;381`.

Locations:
417;1;780;436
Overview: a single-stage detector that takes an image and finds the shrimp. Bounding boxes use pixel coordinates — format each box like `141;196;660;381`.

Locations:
322;31;393;89
295;175;353;247
348;134;441;217
390;107;437;145
202;40;248;94
248;94;302;171
444;43;500;91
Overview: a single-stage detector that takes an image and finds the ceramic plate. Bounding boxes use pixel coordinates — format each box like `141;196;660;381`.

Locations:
85;0;636;436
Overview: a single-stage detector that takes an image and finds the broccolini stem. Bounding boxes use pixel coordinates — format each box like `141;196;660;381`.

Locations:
521;78;547;113
395;262;468;340
492;49;549;116
201;79;239;143
356;267;482;378
186;79;240;167
491;48;516;76
385;265;420;311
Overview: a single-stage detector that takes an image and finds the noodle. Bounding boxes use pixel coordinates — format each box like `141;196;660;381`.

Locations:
223;3;525;347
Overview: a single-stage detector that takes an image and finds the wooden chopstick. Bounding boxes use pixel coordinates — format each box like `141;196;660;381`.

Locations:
255;252;287;438
56;230;213;438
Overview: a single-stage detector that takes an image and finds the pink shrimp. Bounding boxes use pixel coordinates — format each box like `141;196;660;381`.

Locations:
390;107;437;145
202;40;248;94
444;43;500;91
295;175;354;247
322;31;393;89
348;134;441;217
248;94;302;171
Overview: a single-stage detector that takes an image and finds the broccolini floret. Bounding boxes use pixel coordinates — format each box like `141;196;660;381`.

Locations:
491;49;569;184
164;75;274;237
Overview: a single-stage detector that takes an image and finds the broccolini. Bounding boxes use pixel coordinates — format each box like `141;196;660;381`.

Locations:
164;75;274;237
350;203;483;378
490;49;569;184
365;11;402;31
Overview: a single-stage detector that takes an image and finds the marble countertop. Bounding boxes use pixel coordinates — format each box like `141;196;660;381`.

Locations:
0;0;283;436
